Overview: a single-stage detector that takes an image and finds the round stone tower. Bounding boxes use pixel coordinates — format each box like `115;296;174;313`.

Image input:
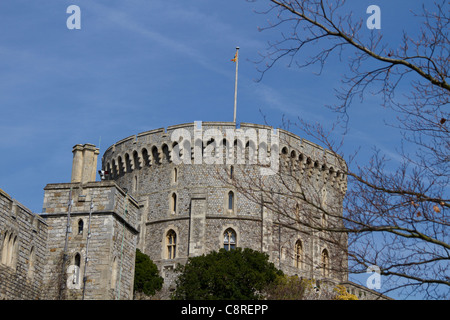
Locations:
101;121;348;292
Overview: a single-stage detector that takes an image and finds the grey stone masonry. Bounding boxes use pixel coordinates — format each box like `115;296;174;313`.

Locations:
0;188;48;300
40;181;139;300
101;121;350;294
0;121;391;300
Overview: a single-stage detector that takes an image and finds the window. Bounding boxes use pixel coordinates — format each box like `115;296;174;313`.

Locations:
141;148;150;167
171;193;177;214
28;246;35;279
321;249;329;277
166;230;177;259
227;191;234;212
229;165;234;179
133;151;140;170
124;153;132;172
73;253;81;285
10;235;17;267
78;219;84;235
1;232;19;268
162;144;170;163
295;240;302;269
152;146;160;164
2;234;18;268
1;231;9;265
223;228;236;251
173;168;178;183
133;175;138;192
117;156;124;176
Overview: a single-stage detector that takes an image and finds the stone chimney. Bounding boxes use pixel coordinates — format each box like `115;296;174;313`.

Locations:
71;144;100;184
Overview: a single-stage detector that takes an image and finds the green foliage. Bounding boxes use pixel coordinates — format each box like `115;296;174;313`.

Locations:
172;248;283;300
133;249;163;297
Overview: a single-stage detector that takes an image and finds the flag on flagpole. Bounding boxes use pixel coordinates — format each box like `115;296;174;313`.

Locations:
232;47;239;123
231;50;238;62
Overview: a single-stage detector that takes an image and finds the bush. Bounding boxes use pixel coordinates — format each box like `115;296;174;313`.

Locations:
133;249;163;297
172;248;283;300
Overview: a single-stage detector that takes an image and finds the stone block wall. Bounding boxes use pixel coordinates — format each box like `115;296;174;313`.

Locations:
0;188;48;300
41;181;139;300
101;122;349;293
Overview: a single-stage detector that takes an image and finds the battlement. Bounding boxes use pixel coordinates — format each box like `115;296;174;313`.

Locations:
42;181;140;233
0;187;48;300
101;122;347;190
0;187;47;229
40;180;139;299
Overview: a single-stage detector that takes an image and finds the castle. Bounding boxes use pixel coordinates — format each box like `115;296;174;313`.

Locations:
0;121;385;300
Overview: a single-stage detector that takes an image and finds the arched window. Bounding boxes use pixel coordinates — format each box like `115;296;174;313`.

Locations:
228;191;234;212
28;246;35;279
166;230;177;259
111;159;118;177
117;156;124;176
171;193;177;214
7;235;17;268
295;240;302;269
74;253;81;285
1;231;9;265
162;144;170;163
78;219;84;235
223;228;236;251
321;249;330;277
152;146;160;164
133;151;140;170
75;253;81;267
124;153;132;172
141;148;150;167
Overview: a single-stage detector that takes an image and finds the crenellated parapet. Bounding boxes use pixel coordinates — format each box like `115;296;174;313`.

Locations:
101;122;347;192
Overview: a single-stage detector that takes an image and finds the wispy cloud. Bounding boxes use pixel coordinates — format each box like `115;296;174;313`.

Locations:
84;1;251;80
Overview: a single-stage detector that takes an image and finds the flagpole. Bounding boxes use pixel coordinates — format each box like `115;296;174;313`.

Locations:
233;47;239;123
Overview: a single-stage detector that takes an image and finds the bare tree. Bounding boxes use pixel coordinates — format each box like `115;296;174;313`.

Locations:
235;0;449;299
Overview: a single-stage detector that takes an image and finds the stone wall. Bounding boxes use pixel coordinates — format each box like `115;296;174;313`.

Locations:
0;121;392;300
40;181;139;300
101;122;349;292
0;188;48;300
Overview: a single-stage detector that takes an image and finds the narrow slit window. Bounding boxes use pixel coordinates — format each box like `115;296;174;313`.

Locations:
171;193;177;213
322;249;329;277
74;253;81;284
228;191;234;211
78;219;84;235
295;240;302;269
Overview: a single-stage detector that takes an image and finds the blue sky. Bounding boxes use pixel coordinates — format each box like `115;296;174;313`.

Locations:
0;0;434;298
